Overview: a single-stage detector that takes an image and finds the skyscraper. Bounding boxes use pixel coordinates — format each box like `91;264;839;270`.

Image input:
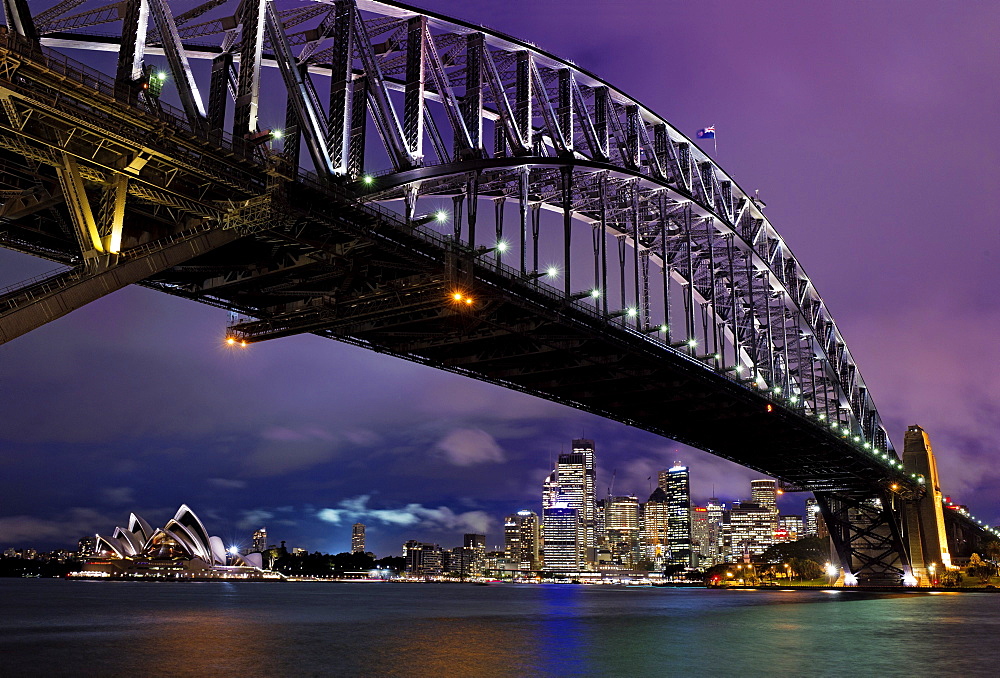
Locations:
542;439;597;566
659;464;692;566
706;497;727;564
729;502;775;558
804;497;820;536
642;487;670;566
605;495;640;568
542;506;580;571
504;510;540;571
352;522;366;553
252;527;267;553
750;479;778;512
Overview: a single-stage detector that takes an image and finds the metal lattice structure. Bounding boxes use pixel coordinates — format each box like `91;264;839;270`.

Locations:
2;0;992;584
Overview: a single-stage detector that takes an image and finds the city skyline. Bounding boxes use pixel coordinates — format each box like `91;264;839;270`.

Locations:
1;0;998;559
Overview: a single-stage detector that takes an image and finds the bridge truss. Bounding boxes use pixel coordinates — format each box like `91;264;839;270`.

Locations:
2;0;985;583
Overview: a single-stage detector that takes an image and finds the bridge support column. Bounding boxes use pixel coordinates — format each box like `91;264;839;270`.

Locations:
816;490;913;586
902;425;951;585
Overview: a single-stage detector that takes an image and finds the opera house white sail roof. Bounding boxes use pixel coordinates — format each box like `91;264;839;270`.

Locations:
95;504;263;570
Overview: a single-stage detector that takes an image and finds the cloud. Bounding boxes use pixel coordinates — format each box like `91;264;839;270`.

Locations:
0;508;113;545
208;478;247;489
242;437;340;477
317;495;493;534
435;428;505;466
237;509;274;530
100;487;134;506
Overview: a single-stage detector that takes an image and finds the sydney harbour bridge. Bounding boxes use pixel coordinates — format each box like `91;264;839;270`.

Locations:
0;0;993;584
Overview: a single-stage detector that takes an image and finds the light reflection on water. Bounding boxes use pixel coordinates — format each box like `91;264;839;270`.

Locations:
3;580;1000;677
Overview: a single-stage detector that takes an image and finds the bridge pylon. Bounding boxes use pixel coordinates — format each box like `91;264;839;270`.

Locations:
902;425;951;585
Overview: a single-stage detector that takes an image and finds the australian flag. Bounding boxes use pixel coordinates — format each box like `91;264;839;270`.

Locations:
697;126;716;139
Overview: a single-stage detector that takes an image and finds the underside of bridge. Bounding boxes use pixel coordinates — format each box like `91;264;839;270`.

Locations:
1;0;995;585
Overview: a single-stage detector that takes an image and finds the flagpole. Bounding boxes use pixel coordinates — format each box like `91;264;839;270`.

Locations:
713;125;717;156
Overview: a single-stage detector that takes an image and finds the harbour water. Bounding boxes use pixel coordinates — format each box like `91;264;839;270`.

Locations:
3;579;998;677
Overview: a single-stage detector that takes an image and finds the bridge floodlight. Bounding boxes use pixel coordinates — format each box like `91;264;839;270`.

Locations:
271;129;283;140
546;265;559;278
362;174;375;186
435;210;449;223
590;288;601;298
773;387;782;395
156;71;168;81
626;307;638;318
789;395;798;404
496;239;509;253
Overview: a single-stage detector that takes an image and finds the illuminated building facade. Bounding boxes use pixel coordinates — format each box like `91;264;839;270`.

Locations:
542;440;597;567
777;515;804;542
642;488;670;566
352;522;366;553
805;498;820;537
659;464;693;566
252;527;267;553
729;502;775;559
706;498;727;564
542;506;580;571
403;540;442;576
690;506;710;566
82;505;265;578
605;495;639;567
505;511;540;571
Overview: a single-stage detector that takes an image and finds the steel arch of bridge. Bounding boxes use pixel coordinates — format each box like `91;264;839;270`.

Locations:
0;0;948;583
30;0;895;461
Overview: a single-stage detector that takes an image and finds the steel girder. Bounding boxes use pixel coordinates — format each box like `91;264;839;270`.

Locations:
816;490;913;586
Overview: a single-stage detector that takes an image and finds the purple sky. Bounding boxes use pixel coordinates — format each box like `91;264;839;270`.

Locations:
1;0;998;556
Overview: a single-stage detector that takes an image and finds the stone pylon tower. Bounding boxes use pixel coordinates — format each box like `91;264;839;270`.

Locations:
902;425;951;584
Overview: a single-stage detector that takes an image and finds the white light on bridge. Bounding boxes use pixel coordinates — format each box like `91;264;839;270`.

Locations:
590;289;601;298
435;210;449;223
626;307;638;318
271;129;283;140
362;174;375;186
496;240;509;253
546;266;559;278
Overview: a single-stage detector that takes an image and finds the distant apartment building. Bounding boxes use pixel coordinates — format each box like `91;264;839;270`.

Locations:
351;522;366;553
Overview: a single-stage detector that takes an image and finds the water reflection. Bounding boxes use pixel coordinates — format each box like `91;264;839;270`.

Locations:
4;581;1000;677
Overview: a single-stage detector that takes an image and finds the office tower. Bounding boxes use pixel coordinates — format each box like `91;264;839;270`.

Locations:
542;439;598;566
352;522;366;553
729;502;775;558
750;479;779;545
706;498;727;564
750;479;779;512
542;505;580;571
505;511;540;571
403;540;442;576
464;533;486;576
659;464;693;566
642;488;670;566
777;515;803;542
542;469;559;509
804;497;820;536
690;506;710;566
605;495;640;567
252;527;267;553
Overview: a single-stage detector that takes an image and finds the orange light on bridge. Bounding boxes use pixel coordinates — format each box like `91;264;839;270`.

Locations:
226;337;236;346
452;292;463;301
766;404;774;413
464;297;474;305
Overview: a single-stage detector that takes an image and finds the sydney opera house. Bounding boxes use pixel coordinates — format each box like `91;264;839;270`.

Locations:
75;505;278;580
